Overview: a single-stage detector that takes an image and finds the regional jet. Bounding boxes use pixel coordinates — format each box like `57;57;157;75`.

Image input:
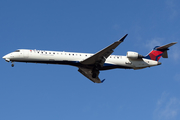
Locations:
2;34;177;83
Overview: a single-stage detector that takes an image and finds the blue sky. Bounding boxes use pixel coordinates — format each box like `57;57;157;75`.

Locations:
1;0;180;120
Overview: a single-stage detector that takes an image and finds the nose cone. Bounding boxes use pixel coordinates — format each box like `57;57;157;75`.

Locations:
2;54;10;62
2;55;7;59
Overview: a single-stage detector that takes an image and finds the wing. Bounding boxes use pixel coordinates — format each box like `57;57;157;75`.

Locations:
80;34;128;66
78;67;102;83
78;34;128;83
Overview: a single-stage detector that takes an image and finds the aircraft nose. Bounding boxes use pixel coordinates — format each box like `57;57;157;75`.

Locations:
2;55;7;59
2;54;10;62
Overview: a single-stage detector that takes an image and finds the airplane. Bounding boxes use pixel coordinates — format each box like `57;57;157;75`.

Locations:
2;34;177;83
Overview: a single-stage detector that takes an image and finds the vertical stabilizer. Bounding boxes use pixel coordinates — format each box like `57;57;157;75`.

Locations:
145;42;177;61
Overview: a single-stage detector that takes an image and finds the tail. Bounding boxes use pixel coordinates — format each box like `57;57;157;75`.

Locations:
145;42;177;61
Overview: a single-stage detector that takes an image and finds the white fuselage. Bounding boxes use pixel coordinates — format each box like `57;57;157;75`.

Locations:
3;49;160;70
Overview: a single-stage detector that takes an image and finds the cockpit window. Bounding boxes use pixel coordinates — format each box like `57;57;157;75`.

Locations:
14;50;20;52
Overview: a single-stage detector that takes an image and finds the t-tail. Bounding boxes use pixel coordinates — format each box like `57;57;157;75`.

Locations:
145;42;177;61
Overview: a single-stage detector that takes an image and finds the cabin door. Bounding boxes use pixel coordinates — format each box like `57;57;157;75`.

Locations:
23;51;29;58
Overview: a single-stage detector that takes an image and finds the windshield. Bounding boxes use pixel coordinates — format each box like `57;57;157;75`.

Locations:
14;50;20;52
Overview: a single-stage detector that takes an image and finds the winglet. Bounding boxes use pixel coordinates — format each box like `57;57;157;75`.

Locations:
101;79;105;83
119;34;128;42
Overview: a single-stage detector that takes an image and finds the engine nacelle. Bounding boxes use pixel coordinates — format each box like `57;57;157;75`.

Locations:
126;51;143;59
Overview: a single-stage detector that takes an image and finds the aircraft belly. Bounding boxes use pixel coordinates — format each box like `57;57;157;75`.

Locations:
101;61;132;70
12;54;82;67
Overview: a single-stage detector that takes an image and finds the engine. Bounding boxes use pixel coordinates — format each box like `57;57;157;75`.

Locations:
126;51;144;59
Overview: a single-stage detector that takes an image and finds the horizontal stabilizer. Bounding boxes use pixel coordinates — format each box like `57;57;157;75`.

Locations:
156;42;177;50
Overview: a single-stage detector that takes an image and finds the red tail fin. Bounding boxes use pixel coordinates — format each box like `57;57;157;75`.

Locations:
145;42;177;61
145;48;163;61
